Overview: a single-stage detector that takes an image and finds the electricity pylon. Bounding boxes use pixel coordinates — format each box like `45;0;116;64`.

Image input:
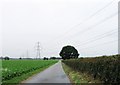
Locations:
36;42;41;59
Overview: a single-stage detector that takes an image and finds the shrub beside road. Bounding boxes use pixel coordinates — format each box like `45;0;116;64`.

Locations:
62;54;120;84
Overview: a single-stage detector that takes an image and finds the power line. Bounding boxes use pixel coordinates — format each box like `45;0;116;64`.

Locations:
64;0;115;34
46;12;118;53
44;0;118;53
46;29;117;52
47;10;118;51
65;11;118;40
78;39;118;50
47;6;118;47
48;0;116;42
80;39;118;56
76;30;117;47
74;29;117;46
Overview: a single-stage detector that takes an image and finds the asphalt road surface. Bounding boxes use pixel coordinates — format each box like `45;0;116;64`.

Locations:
23;61;71;84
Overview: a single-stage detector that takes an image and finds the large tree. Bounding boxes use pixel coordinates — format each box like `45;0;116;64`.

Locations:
59;45;79;60
4;56;10;60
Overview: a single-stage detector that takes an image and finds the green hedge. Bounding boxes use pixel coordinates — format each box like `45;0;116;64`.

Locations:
62;55;120;84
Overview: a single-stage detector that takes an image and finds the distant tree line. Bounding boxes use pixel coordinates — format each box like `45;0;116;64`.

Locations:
0;56;10;60
43;57;62;60
0;56;62;60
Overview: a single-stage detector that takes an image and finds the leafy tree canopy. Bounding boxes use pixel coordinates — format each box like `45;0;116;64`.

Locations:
59;45;79;60
4;56;10;60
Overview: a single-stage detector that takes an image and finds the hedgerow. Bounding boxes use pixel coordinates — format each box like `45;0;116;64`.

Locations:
62;54;120;84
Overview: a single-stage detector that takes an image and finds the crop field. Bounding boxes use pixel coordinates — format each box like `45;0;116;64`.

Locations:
2;60;58;84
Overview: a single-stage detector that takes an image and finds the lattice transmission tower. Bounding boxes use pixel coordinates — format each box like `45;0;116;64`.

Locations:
36;42;41;59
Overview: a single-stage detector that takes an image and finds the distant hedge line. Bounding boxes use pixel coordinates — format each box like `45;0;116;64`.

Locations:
62;54;120;84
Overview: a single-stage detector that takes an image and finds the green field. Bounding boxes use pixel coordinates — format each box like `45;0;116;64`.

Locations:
0;60;2;85
2;60;58;84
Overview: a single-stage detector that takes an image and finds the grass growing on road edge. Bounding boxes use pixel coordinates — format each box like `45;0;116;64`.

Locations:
0;60;2;85
62;62;101;85
2;60;58;85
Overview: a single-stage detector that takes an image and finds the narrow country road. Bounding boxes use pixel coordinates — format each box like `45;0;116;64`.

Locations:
22;61;71;84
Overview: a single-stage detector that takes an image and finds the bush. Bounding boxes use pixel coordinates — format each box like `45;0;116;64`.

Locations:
62;55;120;84
4;57;10;60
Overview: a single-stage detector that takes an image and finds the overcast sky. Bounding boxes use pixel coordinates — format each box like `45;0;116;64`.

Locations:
1;0;119;58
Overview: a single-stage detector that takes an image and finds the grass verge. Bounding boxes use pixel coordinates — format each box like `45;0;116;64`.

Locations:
0;60;2;85
2;61;58;85
62;62;101;85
